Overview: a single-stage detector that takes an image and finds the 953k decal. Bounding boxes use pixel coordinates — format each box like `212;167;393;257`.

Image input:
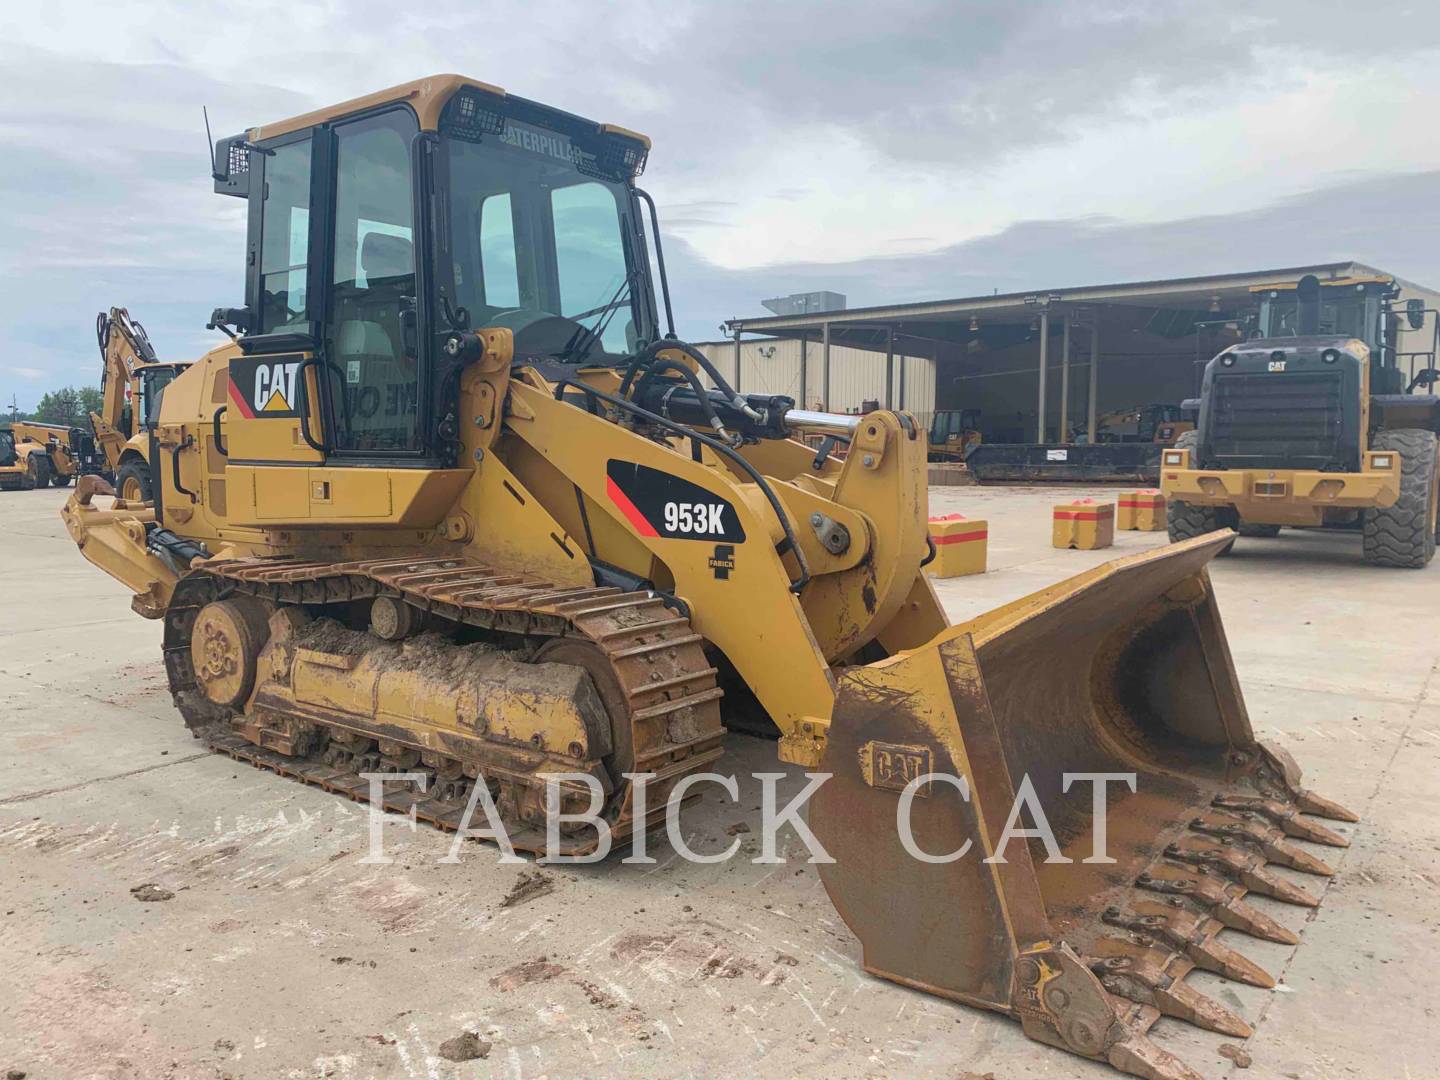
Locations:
605;460;747;543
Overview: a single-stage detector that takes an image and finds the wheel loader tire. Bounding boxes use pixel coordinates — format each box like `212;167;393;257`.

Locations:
116;459;152;503
24;455;49;490
1362;428;1438;568
1165;432;1236;553
1238;522;1281;538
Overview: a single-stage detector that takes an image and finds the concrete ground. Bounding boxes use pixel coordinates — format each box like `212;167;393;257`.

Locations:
1;483;1435;1080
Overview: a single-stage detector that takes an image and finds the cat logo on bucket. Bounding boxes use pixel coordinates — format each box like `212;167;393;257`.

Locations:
228;355;304;419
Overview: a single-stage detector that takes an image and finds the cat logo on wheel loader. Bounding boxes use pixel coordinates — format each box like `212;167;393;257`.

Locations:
62;75;1356;1080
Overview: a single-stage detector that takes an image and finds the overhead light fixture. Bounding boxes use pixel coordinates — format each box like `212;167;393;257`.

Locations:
969;316;979;332
1209;296;1221;313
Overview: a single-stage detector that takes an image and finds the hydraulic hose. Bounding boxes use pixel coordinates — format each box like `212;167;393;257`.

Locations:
633;358;734;443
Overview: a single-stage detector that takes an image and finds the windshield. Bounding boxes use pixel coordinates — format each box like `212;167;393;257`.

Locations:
138;366;180;428
0;431;14;463
443;125;649;358
1262;293;1370;340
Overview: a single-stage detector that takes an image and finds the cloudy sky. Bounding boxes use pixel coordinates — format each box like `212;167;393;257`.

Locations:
3;0;1439;409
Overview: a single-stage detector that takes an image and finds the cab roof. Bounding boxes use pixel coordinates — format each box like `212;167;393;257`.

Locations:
1248;275;1395;294
249;73;651;149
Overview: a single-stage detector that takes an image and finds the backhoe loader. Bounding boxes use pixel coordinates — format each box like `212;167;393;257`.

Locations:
91;307;191;499
0;422;82;489
62;75;1355;1080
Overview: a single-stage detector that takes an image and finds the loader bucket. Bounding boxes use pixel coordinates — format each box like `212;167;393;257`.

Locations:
810;532;1355;1080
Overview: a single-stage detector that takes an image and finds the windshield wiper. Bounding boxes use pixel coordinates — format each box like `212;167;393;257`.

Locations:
561;271;636;364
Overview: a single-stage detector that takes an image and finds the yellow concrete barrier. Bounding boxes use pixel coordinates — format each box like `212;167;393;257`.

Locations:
1117;489;1166;531
927;513;988;577
1052;498;1114;550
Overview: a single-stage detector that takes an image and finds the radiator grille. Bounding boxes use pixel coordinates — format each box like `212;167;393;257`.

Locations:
1210;372;1344;464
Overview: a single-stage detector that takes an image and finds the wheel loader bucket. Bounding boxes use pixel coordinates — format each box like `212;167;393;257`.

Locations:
810;532;1356;1080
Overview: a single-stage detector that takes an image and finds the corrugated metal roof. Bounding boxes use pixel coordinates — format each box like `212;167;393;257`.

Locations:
718;260;1435;336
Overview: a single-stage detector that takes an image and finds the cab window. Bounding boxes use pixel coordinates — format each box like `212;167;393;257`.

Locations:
257;138;312;334
324;109;420;453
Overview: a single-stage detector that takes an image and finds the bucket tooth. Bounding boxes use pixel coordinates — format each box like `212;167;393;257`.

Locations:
1156;978;1253;1037
1167;837;1321;907
1107;1031;1209;1080
1103;904;1276;988
1089;944;1253;1037
1190;811;1336;876
1135;867;1300;945
1211;895;1300;946
1257;743;1360;823
1295;788;1360;823
1212;795;1350;847
1185;933;1275;989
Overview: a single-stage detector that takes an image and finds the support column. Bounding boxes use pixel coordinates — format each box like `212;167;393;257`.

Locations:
822;321;831;410
797;333;808;407
1059;314;1072;443
898;342;907;411
885;327;895;409
1036;308;1049;443
1088;318;1100;444
732;328;742;392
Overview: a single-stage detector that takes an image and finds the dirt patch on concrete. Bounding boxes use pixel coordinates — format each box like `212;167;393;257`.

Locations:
499;868;554;909
490;957;566;992
610;932;677;965
129;883;173;902
575;979;620;1009
1218;1044;1253;1068
438;1032;492;1061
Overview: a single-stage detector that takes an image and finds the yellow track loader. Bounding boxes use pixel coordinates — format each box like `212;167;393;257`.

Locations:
62;75;1354;1080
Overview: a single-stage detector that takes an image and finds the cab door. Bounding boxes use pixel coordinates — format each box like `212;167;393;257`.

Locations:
225;129;326;473
223;109;460;527
319;109;424;457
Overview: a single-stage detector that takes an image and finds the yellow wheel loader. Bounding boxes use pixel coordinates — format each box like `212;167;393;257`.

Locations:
1162;274;1440;565
0;422;82;489
63;75;1355;1080
92;307;191;500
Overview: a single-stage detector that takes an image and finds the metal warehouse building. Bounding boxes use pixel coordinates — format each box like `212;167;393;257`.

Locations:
697;261;1440;443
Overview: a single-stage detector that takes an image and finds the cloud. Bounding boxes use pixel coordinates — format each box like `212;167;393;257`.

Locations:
1;1;1438;409
662;168;1440;338
9;367;46;380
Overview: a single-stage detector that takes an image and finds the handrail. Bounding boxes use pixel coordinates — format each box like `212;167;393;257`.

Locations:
294;357;329;454
170;435;197;503
553;378;811;594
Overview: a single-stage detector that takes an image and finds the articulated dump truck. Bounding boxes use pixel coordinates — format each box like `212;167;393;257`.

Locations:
63;75;1355;1080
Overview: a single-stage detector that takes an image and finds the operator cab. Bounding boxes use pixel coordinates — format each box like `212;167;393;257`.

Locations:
210;76;659;467
0;429;15;467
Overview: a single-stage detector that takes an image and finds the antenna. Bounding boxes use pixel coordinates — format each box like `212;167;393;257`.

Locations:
203;106;218;179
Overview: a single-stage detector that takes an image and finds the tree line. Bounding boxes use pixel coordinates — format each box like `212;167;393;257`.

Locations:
7;386;104;428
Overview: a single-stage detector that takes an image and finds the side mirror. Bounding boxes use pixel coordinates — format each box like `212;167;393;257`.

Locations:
1406;298;1425;331
208;307;252;336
